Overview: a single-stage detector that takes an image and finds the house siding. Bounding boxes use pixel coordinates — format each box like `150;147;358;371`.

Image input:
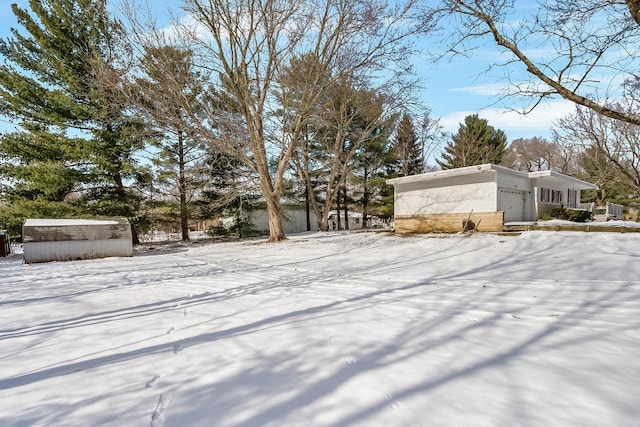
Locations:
387;164;596;233
394;174;497;216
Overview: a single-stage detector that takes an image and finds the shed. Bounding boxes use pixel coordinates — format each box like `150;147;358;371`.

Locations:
242;205;319;235
386;164;597;233
23;218;133;263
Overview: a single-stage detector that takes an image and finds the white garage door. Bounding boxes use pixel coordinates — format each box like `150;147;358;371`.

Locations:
500;189;525;222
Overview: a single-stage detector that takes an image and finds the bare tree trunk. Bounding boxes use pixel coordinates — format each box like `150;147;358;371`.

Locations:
292;150;327;231
178;131;190;241
343;185;349;230
265;196;285;241
362;168;369;229
626;0;640;25
255;150;286;241
305;186;311;231
336;188;342;230
113;168;140;245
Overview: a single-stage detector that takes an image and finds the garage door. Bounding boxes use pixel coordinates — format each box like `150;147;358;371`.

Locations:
500;189;525;222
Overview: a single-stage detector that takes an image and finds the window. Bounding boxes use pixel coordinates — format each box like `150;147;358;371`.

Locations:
540;188;563;204
568;189;577;207
540;188;551;202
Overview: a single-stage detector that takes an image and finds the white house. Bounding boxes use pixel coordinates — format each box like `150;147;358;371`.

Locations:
386;164;597;233
23;218;133;263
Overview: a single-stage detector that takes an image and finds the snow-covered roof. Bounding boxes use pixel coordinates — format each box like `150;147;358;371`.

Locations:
386;163;596;190
23;219;121;226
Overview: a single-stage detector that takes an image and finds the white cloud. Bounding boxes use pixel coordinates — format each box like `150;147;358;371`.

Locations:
440;99;576;140
152;12;216;45
449;83;509;97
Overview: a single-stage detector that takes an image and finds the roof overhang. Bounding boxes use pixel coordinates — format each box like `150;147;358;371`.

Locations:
527;170;597;190
386;164;502;186
386;164;597;190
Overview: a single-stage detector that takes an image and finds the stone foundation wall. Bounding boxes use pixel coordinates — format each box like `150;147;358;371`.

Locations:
394;212;505;234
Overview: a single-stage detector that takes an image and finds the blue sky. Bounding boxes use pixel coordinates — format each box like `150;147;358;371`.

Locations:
0;0;576;145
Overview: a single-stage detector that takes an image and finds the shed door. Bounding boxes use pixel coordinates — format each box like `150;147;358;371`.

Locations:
500;189;525;222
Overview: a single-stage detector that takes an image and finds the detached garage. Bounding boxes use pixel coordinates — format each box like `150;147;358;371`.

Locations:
387;164;596;233
23;218;133;263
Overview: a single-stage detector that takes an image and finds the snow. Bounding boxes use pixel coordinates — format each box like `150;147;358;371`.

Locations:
539;219;640;228
23;219;120;226
1;230;639;426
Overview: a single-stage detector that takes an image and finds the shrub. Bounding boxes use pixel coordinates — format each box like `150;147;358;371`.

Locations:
566;209;591;222
547;208;590;223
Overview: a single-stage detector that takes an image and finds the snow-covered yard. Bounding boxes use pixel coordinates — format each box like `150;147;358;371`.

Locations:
1;231;639;426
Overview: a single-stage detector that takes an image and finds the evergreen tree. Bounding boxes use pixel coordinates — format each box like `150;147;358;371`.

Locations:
0;0;144;240
578;145;632;205
437;114;507;169
198;151;258;238
392;114;423;176
350;120;394;228
136;46;208;241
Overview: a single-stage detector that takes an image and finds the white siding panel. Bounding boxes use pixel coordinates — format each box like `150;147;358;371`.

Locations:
395;181;497;215
249;209;318;234
23;239;132;263
496;173;531;191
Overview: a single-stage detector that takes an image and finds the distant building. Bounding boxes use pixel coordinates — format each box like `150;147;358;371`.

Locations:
387;164;597;233
248;205;319;235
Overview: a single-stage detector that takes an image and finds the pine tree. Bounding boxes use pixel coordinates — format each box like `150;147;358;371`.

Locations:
350;120;394;228
0;0;144;240
437;114;507;169
392;114;423;177
136;46;209;241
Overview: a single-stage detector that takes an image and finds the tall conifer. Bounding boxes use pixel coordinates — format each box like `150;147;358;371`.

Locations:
437;114;507;170
0;0;144;239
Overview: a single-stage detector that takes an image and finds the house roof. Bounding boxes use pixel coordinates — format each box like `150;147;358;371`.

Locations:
526;169;597;190
386;164;596;190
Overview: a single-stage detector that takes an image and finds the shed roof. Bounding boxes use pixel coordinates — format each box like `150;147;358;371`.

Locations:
386;164;596;190
24;219;120;227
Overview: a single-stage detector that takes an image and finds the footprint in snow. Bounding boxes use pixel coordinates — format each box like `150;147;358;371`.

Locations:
384;395;402;409
346;357;356;365
150;392;171;427
166;327;176;334
146;374;162;388
173;344;183;354
183;308;191;317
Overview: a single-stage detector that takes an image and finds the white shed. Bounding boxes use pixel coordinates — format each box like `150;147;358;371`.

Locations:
386;164;597;233
247;205;319;235
23;218;133;263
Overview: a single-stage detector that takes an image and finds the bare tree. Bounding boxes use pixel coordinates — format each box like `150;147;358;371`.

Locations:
555;102;640;195
503;136;578;174
123;0;423;242
434;0;640;125
417;108;445;169
291;76;390;231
